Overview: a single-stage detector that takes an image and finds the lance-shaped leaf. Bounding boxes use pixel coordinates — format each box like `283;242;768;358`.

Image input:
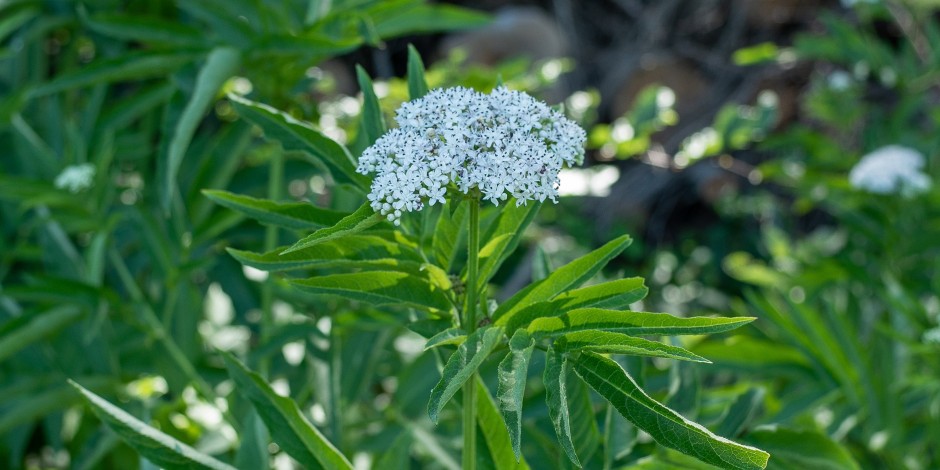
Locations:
283;203;382;253
493;235;632;322
228;234;423;272
203;190;347;230
0;306;83;362
425;328;466;350
528;308;755;339
557;331;709;363
292;271;451;312
572;352;769;470
164;46;241;211
228;94;367;188
407;44;429;100
83;12;210;48
30;51;201;97
355;66;386;147
499;277;648;333
428;327;503;423
475;202;541;292
221;353;353;470
496;329;535;459
476;377;530;470
545;347;580;467
69;381;236;470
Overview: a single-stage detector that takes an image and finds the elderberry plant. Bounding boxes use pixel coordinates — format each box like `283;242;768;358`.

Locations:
204;49;770;469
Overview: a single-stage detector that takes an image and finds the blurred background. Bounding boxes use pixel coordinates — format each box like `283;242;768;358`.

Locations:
2;0;939;469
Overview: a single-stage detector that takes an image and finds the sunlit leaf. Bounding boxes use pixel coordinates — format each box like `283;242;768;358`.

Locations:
545;347;580;467
292;271;451;312
558;331;710;363
283;203;382;253
428;327;503;423
572;353;769;470
69;381;236;470
528;308;754;339
496;329;534;459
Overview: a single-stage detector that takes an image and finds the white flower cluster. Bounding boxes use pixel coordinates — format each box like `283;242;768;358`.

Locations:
54;163;96;193
356;86;586;225
848;145;932;197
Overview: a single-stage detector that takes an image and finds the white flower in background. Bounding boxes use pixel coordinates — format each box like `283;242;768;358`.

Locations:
848;145;932;197
54;163;96;193
356;86;586;225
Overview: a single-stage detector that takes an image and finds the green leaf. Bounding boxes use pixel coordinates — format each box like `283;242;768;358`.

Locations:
31;51;201;97
283;203;381;253
716;388;764;439
369;3;490;38
425;328;466;350
428;327;503;423
83;12;209;48
493;235;632;322
203;190;347;230
476;377;530;470
572;353;769;470
545;347;580;467
528;308;755;339
432;199;468;271
476;201;541;290
221;353;353;470
292;271;451;311
228;236;423;273
499;277;648;332
69;381;236;470
558;331;710;363
228;94;367;188
164;46;241;211
406;44;429;100
0;306;83;362
744;427;858;470
496;329;534;459
234;409;269;470
355;65;386;147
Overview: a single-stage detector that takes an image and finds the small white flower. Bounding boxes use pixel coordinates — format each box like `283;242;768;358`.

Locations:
54;163;96;193
849;145;932;197
357;86;586;224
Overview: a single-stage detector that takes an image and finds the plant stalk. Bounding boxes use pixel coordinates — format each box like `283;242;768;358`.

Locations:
462;196;481;470
259;151;284;375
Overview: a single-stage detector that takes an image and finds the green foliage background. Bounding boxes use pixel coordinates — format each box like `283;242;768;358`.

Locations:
1;1;938;469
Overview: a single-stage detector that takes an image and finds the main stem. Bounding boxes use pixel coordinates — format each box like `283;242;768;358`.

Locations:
462;197;481;470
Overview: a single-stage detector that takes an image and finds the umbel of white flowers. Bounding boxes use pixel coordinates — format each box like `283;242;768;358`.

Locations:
54;163;96;193
848;145;932;198
356;86;587;225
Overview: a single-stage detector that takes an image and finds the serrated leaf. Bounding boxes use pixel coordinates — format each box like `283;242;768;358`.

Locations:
221;353;353;470
406;44;429;99
493;235;632;322
227;241;422;274
355;65;386;147
476;377;530;469
283;203;382;253
69;381;236;470
496;329;534;459
744;427;858;470
572;353;769;470
558;331;710;363
433;199;468;271
425;328;466;350
163;46;241;211
545;347;580;467
499;277;648;332
476;201;541;290
228;94;367;188
0;306;83;362
428;327;503;423
203;190;347;230
292;271;451;311
31;51;200;97
528;308;755;339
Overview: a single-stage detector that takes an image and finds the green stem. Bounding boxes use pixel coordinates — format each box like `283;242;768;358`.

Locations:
259;151;283;375
463;196;481;470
